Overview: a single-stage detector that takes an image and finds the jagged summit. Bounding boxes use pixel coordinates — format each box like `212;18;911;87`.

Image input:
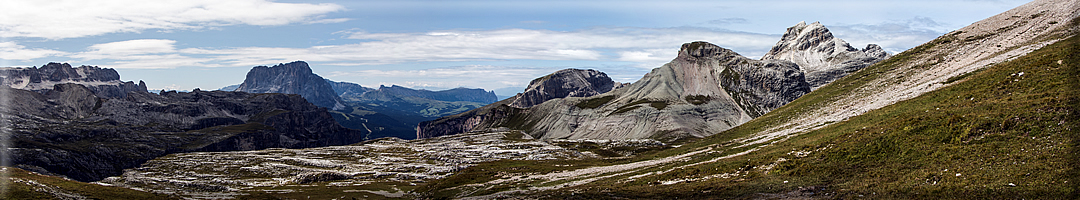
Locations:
0;62;148;98
509;68;619;108
763;21;889;89
236;61;348;110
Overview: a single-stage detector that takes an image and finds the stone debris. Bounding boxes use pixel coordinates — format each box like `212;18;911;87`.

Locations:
98;131;590;198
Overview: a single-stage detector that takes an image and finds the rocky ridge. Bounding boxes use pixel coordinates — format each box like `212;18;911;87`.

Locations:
4;83;363;182
762;21;890;89
0;63;148;98
236;61;347;110
509;68;620;108
326;80;373;98
362;85;498;104
418;22;881;141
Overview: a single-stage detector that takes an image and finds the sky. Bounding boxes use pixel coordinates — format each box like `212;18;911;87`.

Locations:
0;0;1032;97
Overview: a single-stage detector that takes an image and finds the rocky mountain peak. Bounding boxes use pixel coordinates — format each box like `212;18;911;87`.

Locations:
0;63;146;98
762;22;889;89
509;68;618;108
236;61;348;110
679;41;741;59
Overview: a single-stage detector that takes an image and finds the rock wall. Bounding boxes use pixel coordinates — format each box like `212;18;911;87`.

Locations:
236;61;347;110
509;69;618;108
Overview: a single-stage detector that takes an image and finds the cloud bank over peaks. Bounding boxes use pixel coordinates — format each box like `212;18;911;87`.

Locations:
830;17;952;53
55;27;781;69
341;27;778;67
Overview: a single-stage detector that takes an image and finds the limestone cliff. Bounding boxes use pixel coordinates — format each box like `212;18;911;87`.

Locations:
0;63;147;98
509;69;619;108
762;21;889;89
236;61;347;110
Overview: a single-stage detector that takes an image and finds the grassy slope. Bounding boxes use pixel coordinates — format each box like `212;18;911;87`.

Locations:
1;167;177;200
536;29;1080;199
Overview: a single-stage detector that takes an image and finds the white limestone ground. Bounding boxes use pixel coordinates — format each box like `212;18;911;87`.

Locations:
97;131;592;199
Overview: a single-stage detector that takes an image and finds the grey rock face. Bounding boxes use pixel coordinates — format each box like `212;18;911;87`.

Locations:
420;22;886;141
419;42;811;141
4;84;362;182
0;63;148;98
762;21;889;89
236;61;347;110
509;69;618;108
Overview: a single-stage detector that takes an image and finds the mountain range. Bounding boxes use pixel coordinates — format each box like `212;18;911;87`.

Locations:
418;22;888;141
0;63;148;98
225;61;498;140
0;64;363;181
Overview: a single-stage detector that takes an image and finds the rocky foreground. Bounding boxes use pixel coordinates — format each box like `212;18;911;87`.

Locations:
98;130;660;199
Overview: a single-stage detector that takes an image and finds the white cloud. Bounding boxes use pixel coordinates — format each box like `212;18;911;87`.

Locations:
306;18;352;24
708;18;750;26
0;42;65;61
173;27;778;69
0;0;345;39
73;39;177;59
69;39;216;69
57;27;781;70
830;17;951;53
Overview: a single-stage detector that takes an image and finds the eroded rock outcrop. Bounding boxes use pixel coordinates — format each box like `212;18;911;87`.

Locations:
236;61;347;110
509;69;619;108
0;63;147;98
762;21;890;89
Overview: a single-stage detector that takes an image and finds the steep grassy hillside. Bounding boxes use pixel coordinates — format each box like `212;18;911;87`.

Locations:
533;27;1079;199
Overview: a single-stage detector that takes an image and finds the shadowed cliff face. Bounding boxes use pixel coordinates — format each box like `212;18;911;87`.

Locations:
509;69;619;109
3;83;362;182
0;62;148;98
236;61;347;110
